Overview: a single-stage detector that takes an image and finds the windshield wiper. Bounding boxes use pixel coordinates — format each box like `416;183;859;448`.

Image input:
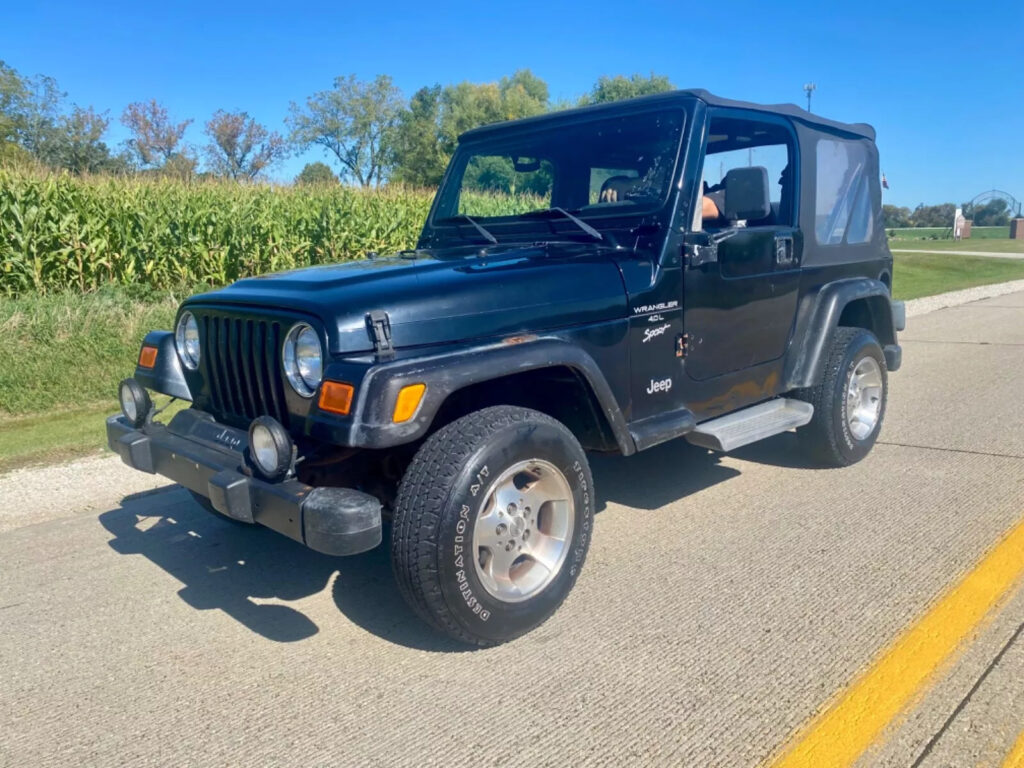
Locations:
437;214;498;245
521;207;603;241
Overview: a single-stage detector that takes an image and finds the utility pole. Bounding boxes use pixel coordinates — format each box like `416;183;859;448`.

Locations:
803;82;816;113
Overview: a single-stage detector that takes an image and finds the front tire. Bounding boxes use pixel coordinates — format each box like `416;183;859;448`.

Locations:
391;406;594;646
794;327;888;467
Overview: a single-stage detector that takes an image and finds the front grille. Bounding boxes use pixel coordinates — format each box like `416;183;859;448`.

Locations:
197;313;290;428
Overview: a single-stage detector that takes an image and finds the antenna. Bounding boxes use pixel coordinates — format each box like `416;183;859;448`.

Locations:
803;83;816;113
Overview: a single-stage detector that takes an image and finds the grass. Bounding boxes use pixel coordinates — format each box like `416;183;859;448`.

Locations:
888;226;1010;240
889;238;1024;254
2;248;1024;472
892;252;1024;300
0;399;186;474
0;286;178;415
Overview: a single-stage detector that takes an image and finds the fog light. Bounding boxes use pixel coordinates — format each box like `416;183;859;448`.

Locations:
119;378;153;428
248;416;292;480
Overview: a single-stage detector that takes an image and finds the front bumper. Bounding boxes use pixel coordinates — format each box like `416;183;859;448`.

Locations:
106;409;381;556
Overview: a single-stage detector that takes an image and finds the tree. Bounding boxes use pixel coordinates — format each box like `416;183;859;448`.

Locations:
288;74;403;187
391;70;551;186
295;161;337;186
582;73;675;105
964;198;1011;227
43;106;119;174
121;99;192;168
390;85;446;187
909;203;955;228
882;204;912;229
0;60;63;160
203;110;287;180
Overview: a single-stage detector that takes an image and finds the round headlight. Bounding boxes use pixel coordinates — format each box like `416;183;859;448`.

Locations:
175;311;200;370
248;416;292;479
283;323;323;397
119;378;152;428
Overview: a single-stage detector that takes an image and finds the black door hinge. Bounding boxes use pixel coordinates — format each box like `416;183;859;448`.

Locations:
366;310;394;359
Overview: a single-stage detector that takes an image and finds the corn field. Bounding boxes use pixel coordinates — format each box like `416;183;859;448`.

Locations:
0;168;534;297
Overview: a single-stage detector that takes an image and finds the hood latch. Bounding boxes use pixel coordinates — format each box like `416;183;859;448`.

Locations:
366;310;395;360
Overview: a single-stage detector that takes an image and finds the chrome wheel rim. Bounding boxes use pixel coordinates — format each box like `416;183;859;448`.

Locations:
471;459;574;603
845;356;883;440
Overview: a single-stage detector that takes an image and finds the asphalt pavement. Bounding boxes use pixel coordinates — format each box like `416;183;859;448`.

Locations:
2;291;1023;767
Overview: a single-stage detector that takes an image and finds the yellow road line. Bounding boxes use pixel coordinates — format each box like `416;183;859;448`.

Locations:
1003;728;1024;768
767;516;1024;768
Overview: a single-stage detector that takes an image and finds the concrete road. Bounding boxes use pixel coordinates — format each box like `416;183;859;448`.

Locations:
2;293;1024;768
891;248;1024;259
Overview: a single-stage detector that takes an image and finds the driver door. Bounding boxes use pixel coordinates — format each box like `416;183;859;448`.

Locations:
683;110;802;384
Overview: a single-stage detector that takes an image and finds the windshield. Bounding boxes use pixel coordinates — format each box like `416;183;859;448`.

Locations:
431;108;686;230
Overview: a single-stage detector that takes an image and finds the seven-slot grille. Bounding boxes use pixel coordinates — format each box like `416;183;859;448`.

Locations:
196;313;291;428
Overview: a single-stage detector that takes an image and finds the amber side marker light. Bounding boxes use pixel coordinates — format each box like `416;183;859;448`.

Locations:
318;381;354;416
138;345;158;369
393;383;426;423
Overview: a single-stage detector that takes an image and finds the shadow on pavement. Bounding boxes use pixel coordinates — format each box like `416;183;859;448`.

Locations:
99;435;812;648
591;439;741;511
98;487;464;652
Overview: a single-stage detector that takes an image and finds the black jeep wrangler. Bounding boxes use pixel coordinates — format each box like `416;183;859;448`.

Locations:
109;90;904;645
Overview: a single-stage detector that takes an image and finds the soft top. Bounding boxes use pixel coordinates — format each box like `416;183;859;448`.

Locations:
459;88;876;143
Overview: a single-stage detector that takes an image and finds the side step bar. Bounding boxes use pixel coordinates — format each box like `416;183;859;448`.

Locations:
685;398;814;453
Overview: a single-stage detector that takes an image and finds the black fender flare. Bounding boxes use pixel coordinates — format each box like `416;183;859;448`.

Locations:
338;337;636;454
133;331;193;401
783;278;899;389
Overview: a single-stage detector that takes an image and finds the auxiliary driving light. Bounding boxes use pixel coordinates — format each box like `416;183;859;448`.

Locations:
119;378;153;428
248;416;293;480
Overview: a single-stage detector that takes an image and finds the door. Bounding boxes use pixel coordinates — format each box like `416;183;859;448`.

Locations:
683;110;802;382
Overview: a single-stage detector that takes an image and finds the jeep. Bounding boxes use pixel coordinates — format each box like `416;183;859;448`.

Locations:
108;90;905;645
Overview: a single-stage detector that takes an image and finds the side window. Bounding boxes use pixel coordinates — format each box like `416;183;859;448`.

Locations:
815;139;874;245
701;116;796;228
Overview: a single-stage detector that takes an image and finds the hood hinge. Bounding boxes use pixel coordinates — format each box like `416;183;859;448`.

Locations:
366;310;395;360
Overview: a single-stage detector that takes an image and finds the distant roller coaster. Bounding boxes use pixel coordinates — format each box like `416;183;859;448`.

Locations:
967;189;1022;217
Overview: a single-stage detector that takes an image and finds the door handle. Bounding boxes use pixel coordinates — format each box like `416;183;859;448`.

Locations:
774;234;795;267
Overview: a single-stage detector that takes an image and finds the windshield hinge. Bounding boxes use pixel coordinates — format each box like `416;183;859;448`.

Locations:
366;310;395;359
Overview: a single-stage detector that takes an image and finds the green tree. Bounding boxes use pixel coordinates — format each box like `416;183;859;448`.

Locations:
288;74;403;187
44;106;120;174
910;203;955;228
964;199;1011;227
203;110;287;180
390;85;446;187
295;161;337;185
0;60;63;160
581;73;675;105
882;204;912;229
121;99;193;169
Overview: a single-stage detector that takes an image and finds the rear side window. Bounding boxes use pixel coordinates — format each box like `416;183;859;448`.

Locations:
816;139;874;245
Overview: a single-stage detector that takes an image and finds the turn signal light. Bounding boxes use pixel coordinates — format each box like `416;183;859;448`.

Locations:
393;383;426;423
138;345;158;368
318;380;354;416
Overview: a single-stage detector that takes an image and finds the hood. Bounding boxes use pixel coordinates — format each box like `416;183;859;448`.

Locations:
183;243;629;355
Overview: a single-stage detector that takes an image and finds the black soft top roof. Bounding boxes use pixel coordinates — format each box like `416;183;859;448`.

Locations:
459;88;876;142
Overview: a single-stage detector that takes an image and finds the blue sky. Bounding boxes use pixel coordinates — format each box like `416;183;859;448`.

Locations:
2;0;1021;208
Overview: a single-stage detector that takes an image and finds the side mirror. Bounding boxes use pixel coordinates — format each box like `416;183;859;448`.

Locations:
724;166;771;221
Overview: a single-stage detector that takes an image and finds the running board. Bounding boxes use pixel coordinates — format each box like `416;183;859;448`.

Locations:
685;399;814;453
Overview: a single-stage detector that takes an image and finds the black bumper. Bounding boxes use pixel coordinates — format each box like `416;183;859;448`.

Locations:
106;410;382;556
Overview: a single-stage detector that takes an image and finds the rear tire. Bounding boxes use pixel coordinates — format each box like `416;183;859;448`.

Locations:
391;406;594;646
794;327;887;467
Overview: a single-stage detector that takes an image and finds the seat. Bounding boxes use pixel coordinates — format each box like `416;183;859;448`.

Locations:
598;175;639;203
